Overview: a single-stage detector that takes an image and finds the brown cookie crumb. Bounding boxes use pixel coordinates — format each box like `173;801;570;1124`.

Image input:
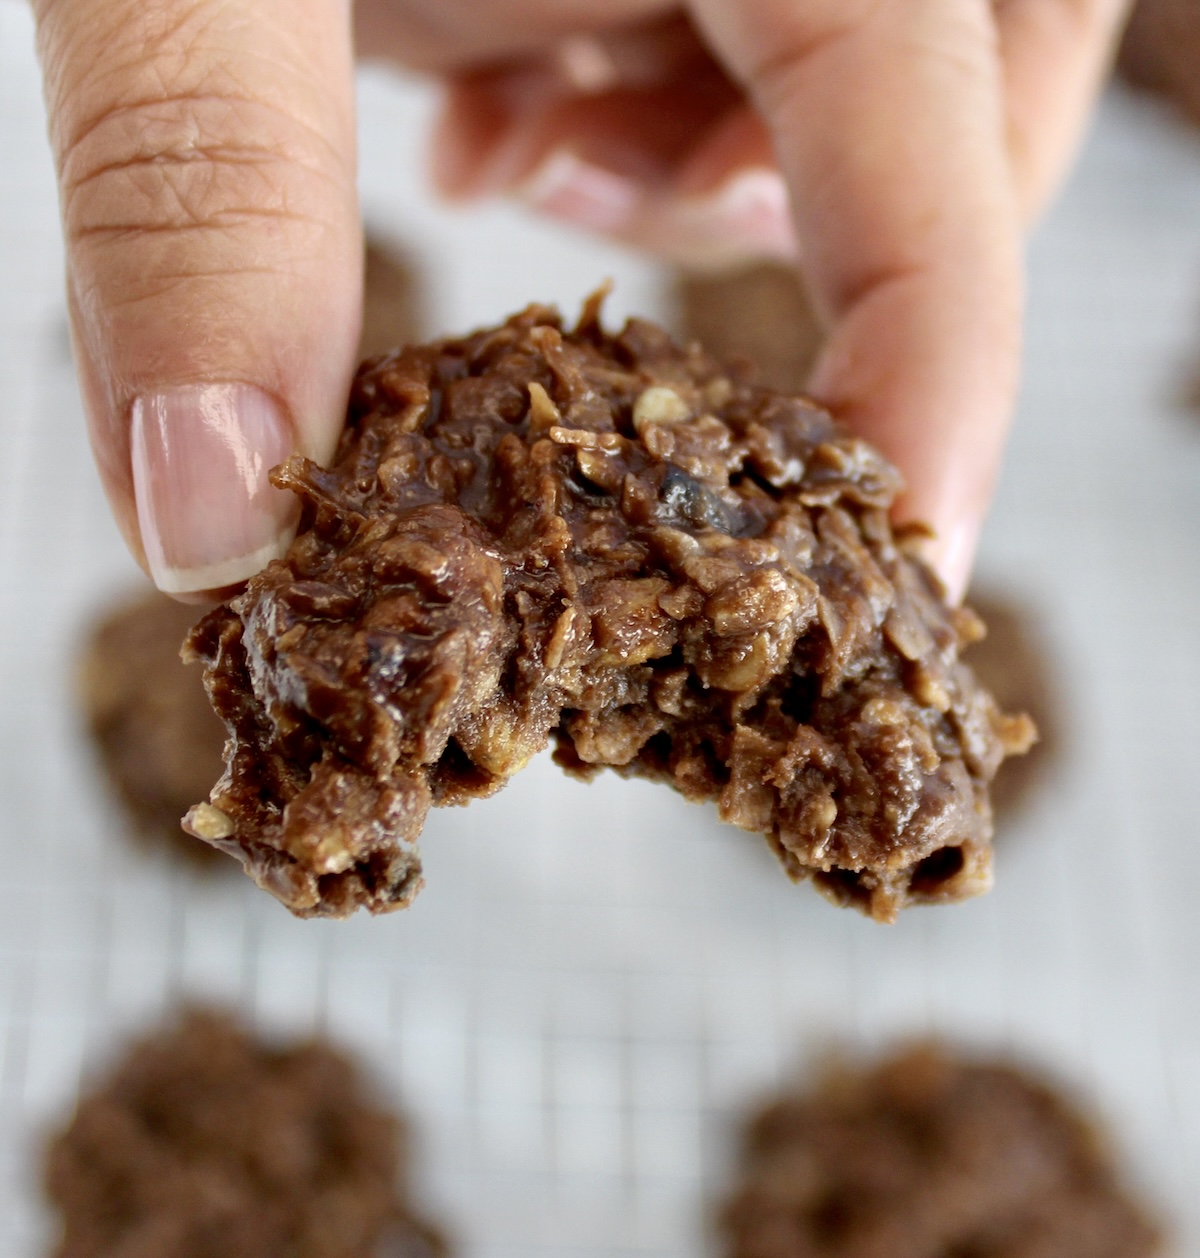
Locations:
962;589;1061;826
77;590;227;864
185;296;1032;922
1118;0;1200;129
358;237;424;363
718;1042;1164;1258
675;262;824;394
43;1008;447;1258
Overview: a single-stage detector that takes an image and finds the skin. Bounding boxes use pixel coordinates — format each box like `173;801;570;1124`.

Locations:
32;0;1132;601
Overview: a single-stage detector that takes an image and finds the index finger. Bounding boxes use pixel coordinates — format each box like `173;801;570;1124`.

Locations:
691;0;1023;599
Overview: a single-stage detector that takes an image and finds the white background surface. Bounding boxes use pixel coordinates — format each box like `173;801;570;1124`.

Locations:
3;2;1200;1252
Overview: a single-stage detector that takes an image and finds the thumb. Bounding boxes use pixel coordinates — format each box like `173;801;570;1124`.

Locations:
34;0;361;594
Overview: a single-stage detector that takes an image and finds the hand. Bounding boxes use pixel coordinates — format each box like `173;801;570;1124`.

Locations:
33;0;1129;600
375;0;1131;598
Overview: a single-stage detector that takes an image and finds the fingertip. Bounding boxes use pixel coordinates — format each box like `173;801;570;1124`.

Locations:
918;515;982;607
432;64;786;264
518;148;644;234
645;167;798;268
805;253;1018;611
130;384;299;596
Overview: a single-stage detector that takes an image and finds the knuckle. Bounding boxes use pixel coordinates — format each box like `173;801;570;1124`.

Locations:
736;0;886;96
60;89;338;248
44;0;348;256
746;0;995;120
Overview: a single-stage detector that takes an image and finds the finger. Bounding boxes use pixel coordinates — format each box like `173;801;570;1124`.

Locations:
34;0;361;595
427;13;730;199
430;37;797;266
995;0;1133;221
432;1;1129;247
689;0;1024;599
432;71;732;199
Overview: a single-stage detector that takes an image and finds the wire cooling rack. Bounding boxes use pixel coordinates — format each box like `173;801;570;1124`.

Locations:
3;5;1200;1252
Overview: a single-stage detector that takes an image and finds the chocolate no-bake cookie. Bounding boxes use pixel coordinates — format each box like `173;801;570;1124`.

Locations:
78;589;227;864
44;1008;446;1258
675;262;824;394
718;1042;1163;1258
184;296;1032;922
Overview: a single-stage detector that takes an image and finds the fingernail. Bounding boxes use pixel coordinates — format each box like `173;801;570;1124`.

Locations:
131;384;298;594
668;168;797;267
517;149;642;233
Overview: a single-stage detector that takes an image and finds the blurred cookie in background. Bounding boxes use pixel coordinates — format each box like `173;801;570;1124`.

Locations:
717;1041;1164;1258
77;590;226;866
1116;4;1200;424
359;235;425;362
674;262;824;394
43;1007;448;1258
1186;361;1200;416
962;588;1063;827
1118;0;1200;128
